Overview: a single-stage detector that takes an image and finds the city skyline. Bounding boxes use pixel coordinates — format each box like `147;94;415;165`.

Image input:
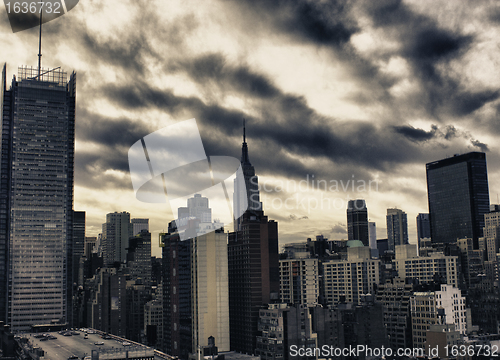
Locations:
1;1;500;256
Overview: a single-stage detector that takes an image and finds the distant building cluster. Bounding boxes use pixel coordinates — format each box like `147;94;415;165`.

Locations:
1;62;500;360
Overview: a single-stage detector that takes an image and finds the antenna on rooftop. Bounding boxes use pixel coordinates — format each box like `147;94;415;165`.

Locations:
37;11;42;80
243;118;246;143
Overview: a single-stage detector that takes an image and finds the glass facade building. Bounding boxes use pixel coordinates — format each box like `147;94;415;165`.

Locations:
347;199;369;246
0;65;75;330
426;152;490;247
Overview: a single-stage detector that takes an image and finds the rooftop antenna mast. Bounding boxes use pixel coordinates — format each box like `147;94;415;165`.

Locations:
243;118;246;143
37;10;42;80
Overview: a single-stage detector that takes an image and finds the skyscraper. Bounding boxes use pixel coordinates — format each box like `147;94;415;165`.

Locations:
233;121;261;231
102;211;133;266
228;130;279;354
0;65;76;330
386;208;408;251
347;199;369;246
426;152;490;247
162;194;229;359
228;211;279;354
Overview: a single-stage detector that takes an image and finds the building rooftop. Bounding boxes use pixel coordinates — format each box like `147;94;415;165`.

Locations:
17;329;157;360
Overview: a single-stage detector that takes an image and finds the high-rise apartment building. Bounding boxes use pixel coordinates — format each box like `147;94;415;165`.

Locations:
102;211;133;266
255;303;317;360
410;285;468;349
279;252;319;305
386;208;408;251
375;278;414;350
393;245;459;287
322;246;381;305
426;152;490;246
347;199;369;246
0;65;75;330
457;237;486;290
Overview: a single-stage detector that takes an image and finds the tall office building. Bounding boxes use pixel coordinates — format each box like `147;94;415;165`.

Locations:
386;208;408;251
131;218;149;236
346;199;369;246
228;210;279;354
228;129;279;354
233;121;262;231
102;211;133;266
73;211;86;259
0;65;76;330
426;152;490;247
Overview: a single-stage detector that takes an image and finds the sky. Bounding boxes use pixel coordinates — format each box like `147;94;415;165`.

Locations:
1;0;500;257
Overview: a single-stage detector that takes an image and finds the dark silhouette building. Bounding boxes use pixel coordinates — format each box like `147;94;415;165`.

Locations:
233;121;262;232
426;152;490;247
416;213;430;240
162;225;192;359
228;128;279;354
347;199;369;246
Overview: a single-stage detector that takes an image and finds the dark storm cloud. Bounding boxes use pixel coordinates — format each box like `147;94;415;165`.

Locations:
77;108;154;148
79;32;154;76
237;0;357;47
229;0;498;121
393;124;489;153
44;2;197;78
470;139;489;152
363;0;500;118
74;108;156;189
101;75;424;184
393;125;435;142
74;150;131;190
169;53;280;99
450;90;500;116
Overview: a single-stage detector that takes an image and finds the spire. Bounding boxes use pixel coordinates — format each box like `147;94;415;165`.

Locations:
241;118;251;165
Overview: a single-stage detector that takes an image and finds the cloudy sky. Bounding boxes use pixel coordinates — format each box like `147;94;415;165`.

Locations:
1;0;500;257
